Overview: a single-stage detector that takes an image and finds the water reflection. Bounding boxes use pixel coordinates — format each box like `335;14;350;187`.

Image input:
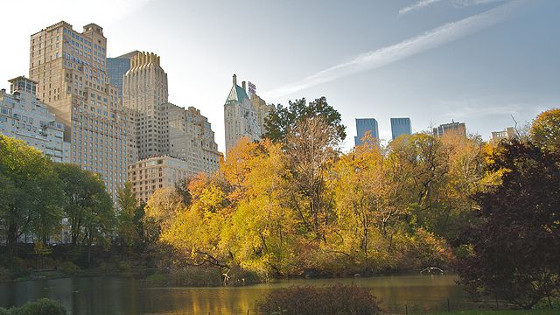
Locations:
0;274;473;314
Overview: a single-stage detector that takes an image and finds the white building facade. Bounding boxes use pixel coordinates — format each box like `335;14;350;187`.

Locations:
0;77;69;163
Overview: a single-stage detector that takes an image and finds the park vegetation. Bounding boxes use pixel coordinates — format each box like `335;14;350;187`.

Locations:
0;97;558;309
258;284;381;315
0;298;66;315
154;97;486;280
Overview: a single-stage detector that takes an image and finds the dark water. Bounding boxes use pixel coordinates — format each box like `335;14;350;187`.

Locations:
0;274;474;314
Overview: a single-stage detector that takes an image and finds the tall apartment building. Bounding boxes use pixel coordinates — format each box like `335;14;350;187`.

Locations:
224;74;262;153
433;121;467;137
29;21;129;199
128;103;221;201
168;105;221;174
122;51;169;161
122;51;220;166
354;118;379;146
107;51;138;98
390;117;412;140
120;51;221;200
491;127;516;144
250;88;274;135
127;156;192;202
0;77;69;163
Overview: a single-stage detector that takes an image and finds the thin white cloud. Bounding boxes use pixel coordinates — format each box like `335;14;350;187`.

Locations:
399;0;444;15
399;0;507;16
452;0;507;8
263;0;528;100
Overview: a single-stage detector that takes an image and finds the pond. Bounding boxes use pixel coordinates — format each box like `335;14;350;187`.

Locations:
0;274;476;314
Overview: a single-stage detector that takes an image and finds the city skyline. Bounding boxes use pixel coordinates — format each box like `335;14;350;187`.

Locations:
0;0;558;151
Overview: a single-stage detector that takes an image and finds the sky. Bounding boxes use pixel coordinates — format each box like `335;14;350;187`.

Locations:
0;0;558;151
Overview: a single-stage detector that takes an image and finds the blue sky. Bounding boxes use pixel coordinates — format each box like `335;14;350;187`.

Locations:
0;0;558;151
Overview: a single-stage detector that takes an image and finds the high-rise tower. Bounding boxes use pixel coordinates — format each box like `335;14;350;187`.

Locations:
29;21;129;199
433;121;467;137
355;118;379;146
122;51;169;160
390;117;412;140
224;74;262;153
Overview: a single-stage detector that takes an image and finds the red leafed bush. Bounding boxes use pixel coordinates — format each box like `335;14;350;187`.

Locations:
259;283;381;315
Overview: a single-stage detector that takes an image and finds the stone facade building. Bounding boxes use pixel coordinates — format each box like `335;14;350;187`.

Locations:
127;156;191;202
224;74;268;154
121;52;221;200
122;51;169;161
0;77;69;163
29;21;129;198
168;105;221;174
491;127;516;144
433;121;467;137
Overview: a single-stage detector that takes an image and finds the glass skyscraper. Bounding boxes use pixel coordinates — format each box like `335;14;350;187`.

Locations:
107;51;138;98
355;118;379;146
390;117;411;140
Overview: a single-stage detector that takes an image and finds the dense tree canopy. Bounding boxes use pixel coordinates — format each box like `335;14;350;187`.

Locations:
457;140;560;309
0;135;64;253
54;163;114;247
150;126;485;277
530;108;560;154
262;97;346;143
117;182;144;251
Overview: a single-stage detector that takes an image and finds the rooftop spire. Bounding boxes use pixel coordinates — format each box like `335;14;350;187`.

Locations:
233;74;237;86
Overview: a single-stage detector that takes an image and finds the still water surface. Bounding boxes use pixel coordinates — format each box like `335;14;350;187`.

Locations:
0;274;474;314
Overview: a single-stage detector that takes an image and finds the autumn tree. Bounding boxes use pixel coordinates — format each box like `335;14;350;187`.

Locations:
327;135;391;271
530;108;560;154
384;133;449;233
160;173;231;270
436;133;486;239
327;134;454;273
144;187;185;233
285;116;341;240
457;140;560;309
225;140;299;277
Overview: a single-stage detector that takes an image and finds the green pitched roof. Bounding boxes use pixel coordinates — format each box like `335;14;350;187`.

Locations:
226;84;249;104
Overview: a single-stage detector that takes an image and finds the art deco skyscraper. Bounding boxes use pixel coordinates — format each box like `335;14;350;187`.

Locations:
123;52;221;200
29;21;129;199
224;74;262;153
122;52;169;160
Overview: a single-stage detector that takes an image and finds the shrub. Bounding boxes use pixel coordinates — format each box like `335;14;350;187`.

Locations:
117;261;132;273
59;262;80;276
169;267;222;286
0;267;11;281
145;273;168;286
97;262;116;273
0;298;66;315
7;257;30;279
259;284;381;315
